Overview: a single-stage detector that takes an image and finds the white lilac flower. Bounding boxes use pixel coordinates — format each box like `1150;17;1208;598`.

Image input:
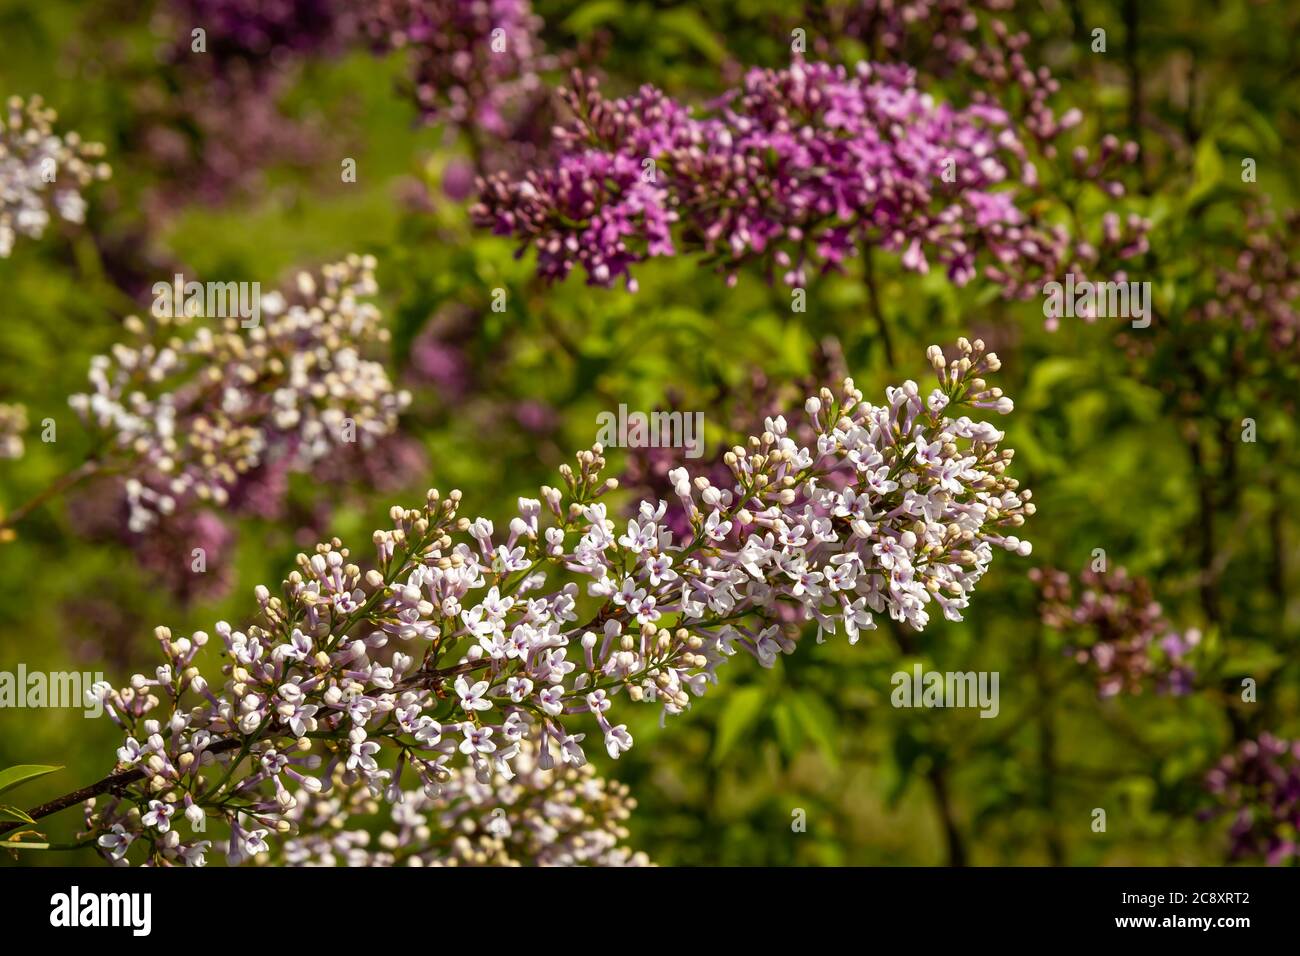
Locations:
0;96;110;258
68;255;410;533
74;340;1028;867
0;403;26;459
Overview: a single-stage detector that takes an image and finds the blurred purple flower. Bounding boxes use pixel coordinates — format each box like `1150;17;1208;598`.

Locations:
1204;734;1300;865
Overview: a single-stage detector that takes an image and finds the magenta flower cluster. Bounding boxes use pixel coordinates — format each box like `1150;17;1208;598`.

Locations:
1203;734;1300;865
361;0;546;135
474;61;1144;296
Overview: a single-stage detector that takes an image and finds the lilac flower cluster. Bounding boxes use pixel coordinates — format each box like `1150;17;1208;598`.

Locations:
0;402;25;460
135;62;329;209
621;340;851;540
1195;204;1300;355
0;95;111;258
814;0;1012;68
474;62;1143;296
1203;733;1300;865
68;255;411;533
360;0;546;136
122;1;355;211
167;0;354;68
1030;565;1199;697
268;741;648;866
73;339;1028;865
814;2;1140;186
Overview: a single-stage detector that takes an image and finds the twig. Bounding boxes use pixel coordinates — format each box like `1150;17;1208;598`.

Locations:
0;738;243;838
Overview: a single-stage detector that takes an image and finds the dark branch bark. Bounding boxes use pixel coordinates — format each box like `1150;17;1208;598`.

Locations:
0;738;243;837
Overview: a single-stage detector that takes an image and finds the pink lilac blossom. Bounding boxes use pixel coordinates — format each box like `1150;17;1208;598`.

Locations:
360;0;547;136
134;509;237;605
1203;733;1300;865
0;95;111;258
63;339;1029;866
68;255;411;533
474;62;1145;296
67;477;239;605
1195;204;1300;355
1030;565;1199;697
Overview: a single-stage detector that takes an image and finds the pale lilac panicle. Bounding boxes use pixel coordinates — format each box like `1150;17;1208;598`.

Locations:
0;403;26;460
270;741;649;866
475;61;1134;296
68;255;411;533
0;96;111;258
80;340;1029;866
622;341;850;541
1203;734;1300;865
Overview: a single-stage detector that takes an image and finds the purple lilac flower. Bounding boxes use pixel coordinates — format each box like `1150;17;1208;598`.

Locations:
1030;565;1198;697
475;62;1144;296
360;0;546;135
1195;204;1300;355
1203;734;1300;865
133;509;236;605
167;0;354;68
621;341;849;540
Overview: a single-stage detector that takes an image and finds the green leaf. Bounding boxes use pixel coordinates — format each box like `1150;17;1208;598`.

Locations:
771;700;805;761
658;9;728;64
0;805;36;825
713;686;767;765
0;834;50;850
789;692;839;768
1187;138;1224;207
0;764;62;798
562;0;625;35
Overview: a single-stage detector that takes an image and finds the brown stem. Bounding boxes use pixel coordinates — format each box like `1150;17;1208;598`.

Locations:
0;738;243;838
0;648;502;840
1268;471;1286;613
1184;426;1222;627
883;619;968;866
1;458;100;531
925;763;967;867
1122;0;1149;193
1033;629;1065;866
861;245;896;366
